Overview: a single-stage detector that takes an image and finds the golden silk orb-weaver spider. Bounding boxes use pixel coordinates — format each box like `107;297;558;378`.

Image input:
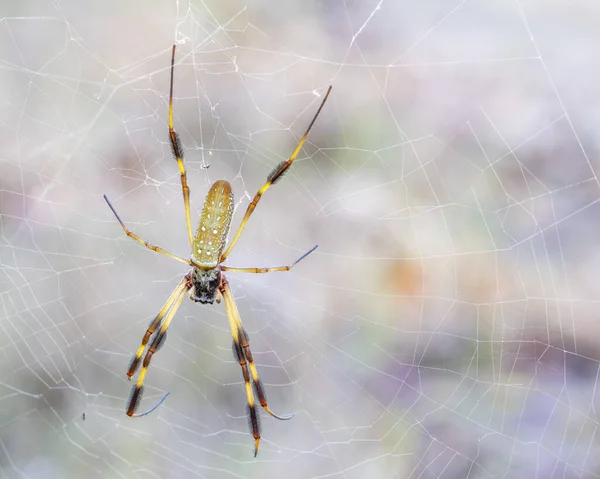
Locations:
103;44;332;456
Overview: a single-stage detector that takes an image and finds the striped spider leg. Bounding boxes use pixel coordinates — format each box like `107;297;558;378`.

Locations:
103;43;332;455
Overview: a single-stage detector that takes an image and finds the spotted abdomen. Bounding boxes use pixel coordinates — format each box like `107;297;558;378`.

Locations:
191;180;234;268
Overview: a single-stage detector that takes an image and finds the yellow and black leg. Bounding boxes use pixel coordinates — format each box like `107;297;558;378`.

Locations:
220;278;293;456
168;44;193;247
219;86;332;262
126;274;192;417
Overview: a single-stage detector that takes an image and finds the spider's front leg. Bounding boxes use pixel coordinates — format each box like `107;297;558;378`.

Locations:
168;44;193;247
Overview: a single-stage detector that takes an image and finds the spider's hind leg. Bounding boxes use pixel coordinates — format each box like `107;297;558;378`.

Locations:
220;278;293;456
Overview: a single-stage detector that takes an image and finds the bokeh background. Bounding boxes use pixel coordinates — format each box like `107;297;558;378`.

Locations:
2;0;600;478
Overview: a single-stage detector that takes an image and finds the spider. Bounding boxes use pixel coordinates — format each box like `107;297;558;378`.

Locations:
103;44;332;456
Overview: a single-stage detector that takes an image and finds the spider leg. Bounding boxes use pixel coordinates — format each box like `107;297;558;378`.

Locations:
238;327;294;421
220;278;293;457
221;244;318;273
127;276;190;379
168;44;194;247
103;194;191;266
127;275;192;417
219;86;332;263
130;391;171;418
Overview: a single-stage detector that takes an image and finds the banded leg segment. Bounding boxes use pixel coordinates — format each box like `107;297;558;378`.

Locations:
220;279;293;456
103;194;191;266
221;244;318;274
219;86;332;263
168;44;193;247
127;276;190;379
221;281;260;455
231;326;261;457
127;275;192;417
237;327;294;421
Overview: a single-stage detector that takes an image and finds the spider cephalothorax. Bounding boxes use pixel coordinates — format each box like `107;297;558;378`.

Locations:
103;44;332;456
190;266;222;304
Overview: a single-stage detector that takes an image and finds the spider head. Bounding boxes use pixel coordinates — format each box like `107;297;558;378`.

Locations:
190;266;221;304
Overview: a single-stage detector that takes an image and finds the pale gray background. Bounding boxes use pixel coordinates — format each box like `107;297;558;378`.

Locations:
1;0;600;478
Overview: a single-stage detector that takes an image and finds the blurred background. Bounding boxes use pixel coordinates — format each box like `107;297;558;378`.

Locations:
1;0;600;477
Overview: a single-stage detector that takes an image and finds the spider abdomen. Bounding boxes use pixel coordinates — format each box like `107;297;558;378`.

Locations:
190;180;234;268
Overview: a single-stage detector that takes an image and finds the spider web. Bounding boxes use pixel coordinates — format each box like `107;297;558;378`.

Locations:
1;0;600;477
